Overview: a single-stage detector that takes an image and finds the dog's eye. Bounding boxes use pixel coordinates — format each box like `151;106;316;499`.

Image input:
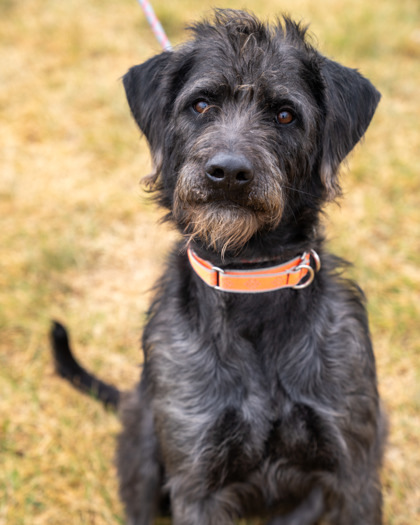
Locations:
193;100;210;114
276;110;295;125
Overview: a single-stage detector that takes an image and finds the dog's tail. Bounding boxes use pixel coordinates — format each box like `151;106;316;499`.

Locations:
50;321;121;410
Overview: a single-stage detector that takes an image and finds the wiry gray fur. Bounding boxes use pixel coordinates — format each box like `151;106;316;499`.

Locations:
117;253;385;524
52;9;386;525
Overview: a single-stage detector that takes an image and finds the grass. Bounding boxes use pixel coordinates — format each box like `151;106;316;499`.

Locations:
0;0;419;523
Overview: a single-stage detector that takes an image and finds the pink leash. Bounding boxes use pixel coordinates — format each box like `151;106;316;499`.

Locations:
136;0;172;50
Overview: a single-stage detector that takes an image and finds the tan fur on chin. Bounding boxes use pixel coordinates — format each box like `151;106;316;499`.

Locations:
174;200;282;257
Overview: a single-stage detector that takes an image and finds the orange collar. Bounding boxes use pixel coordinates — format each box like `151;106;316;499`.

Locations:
187;247;321;293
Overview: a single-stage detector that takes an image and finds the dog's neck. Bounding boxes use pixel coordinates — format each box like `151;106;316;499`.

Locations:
188;226;323;269
185;205;324;267
189;244;310;268
186;218;324;293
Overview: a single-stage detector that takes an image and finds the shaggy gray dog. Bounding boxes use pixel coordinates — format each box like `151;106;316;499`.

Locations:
52;9;386;524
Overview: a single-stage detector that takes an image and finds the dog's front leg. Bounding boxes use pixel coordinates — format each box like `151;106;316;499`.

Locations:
170;483;241;525
117;388;164;525
266;486;324;525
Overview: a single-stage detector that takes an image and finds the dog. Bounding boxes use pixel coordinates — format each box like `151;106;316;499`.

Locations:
51;9;386;524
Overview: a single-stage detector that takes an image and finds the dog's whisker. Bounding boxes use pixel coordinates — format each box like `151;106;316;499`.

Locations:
281;184;319;198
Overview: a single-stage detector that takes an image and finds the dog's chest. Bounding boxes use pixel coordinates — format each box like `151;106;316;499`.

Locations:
203;391;338;488
151;327;337;485
148;289;341;486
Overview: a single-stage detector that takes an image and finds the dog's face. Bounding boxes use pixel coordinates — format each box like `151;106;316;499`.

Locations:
124;10;380;255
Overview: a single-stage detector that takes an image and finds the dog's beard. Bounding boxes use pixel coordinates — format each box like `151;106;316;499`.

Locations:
173;158;284;256
173;199;282;257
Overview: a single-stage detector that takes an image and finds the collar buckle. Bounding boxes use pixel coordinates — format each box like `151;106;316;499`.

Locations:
291;250;320;289
211;265;225;289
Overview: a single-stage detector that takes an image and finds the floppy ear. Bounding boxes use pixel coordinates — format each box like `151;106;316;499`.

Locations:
320;58;381;198
123;52;172;166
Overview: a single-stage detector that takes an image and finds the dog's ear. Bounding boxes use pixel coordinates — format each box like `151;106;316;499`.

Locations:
123;52;172;167
320;58;381;199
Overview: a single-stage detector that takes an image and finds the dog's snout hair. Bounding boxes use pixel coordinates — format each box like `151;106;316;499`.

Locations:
90;9;384;525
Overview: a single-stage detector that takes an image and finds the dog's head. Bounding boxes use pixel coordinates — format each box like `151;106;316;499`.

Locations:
123;10;380;255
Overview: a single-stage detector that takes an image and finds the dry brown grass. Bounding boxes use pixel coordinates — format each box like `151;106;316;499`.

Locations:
1;0;419;523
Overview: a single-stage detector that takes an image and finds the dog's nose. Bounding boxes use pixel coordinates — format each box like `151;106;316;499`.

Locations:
205;153;254;190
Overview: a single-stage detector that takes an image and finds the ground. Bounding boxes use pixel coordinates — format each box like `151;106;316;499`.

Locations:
0;0;419;523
